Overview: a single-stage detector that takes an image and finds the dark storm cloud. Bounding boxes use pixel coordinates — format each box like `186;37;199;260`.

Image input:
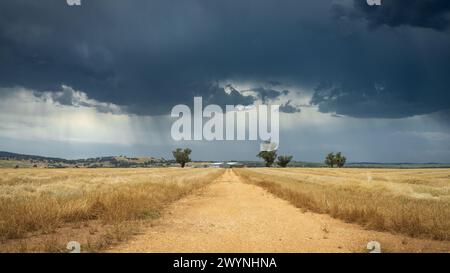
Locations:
249;87;289;104
279;100;301;114
266;80;283;87
201;83;256;106
198;83;296;113
0;0;449;119
34;85;123;114
334;0;450;31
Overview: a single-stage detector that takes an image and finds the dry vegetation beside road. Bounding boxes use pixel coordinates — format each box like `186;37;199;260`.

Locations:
109;169;449;253
0;168;223;252
235;168;450;241
1;167;448;252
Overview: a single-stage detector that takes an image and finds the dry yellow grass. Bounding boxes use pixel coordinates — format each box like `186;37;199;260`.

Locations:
235;168;450;241
0;168;223;252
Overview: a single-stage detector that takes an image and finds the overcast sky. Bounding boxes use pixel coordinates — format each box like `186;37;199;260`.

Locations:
0;0;449;162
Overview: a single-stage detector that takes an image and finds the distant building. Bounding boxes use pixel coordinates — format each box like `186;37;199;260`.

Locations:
209;162;226;168
208;162;245;168
226;162;244;168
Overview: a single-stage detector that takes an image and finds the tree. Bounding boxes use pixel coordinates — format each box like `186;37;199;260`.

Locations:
277;155;293;168
172;148;192;168
325;153;335;167
257;150;277;167
335;152;346;168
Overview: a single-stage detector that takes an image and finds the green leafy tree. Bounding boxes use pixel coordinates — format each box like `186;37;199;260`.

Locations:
172;148;192;168
257;150;277;167
277;155;293;168
325;152;335;167
335;152;346;168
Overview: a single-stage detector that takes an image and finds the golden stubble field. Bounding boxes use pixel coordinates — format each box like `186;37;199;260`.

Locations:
235;168;450;241
0;167;449;252
0;168;224;252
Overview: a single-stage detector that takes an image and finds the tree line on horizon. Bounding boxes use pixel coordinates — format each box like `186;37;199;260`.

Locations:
172;147;346;168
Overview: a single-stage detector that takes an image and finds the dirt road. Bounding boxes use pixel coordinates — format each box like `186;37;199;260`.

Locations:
107;170;449;253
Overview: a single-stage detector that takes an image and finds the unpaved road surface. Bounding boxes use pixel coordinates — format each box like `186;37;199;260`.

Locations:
107;170;450;253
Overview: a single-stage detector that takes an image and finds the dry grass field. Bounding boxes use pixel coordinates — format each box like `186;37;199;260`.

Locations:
0;168;223;252
235;168;450;241
1;167;449;253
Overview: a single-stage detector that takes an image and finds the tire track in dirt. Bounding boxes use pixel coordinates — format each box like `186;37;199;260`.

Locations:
107;170;450;253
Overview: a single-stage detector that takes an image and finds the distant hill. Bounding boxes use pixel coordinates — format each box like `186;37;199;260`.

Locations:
345;162;450;168
0;151;170;168
0;151;67;162
1;151;449;169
